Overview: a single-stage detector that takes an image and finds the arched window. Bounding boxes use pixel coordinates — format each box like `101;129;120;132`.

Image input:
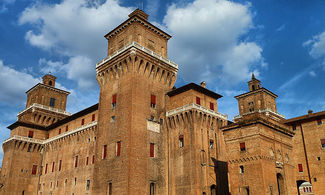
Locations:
150;182;155;195
49;81;52;86
210;185;217;195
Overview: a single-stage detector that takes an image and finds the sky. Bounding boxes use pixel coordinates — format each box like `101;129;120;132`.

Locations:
1;0;325;163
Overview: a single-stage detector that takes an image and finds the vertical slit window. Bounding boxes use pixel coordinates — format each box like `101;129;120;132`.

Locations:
45;164;48;174
103;145;107;159
150;143;155;157
116;141;121;156
240;165;244;173
52;162;55;172
86;157;89;165
81;118;85;125
108;182;112;195
75;156;78;168
112;94;117;108
50;98;55;107
209;139;214;149
92;114;95;121
298;164;303;172
59;160;62;171
58;128;61;135
151;95;156;108
66;125;68;132
150;182;155;195
92;155;95;164
86;180;90;190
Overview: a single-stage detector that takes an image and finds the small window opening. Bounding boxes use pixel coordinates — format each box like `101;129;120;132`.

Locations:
75;156;78;168
92;114;95;121
150;143;155;157
50;98;55;107
298;164;303;172
321;139;325;148
240;165;244;173
210;102;214;110
112;94;117;108
32;165;37;175
196;97;201;105
49;81;52;86
86;180;90;190
151;95;156;108
240;142;246;152
116;141;121;156
150;182;155;195
209;139;214;149
28;131;34;138
103;145;107;159
179;135;184;148
317;119;322;125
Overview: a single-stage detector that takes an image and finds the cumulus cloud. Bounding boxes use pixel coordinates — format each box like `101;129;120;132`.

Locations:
309;71;316;77
19;0;133;89
304;30;325;66
164;0;265;84
0;60;40;105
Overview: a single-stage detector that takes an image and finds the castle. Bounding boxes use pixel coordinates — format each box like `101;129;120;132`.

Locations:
0;9;324;195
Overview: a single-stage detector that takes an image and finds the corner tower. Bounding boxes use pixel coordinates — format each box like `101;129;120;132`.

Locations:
93;9;178;194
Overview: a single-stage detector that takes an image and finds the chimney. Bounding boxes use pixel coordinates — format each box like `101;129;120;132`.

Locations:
200;81;206;88
308;110;313;114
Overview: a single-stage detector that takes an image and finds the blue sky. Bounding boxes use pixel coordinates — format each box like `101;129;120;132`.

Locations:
1;0;325;162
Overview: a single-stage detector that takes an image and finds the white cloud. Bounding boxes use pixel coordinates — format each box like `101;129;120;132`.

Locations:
19;0;133;89
0;0;15;13
163;0;265;84
0;60;40;105
304;30;325;63
309;71;316;77
276;24;285;32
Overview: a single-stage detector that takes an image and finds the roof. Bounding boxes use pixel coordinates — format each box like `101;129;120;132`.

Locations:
234;87;278;99
167;83;222;100
284;110;325;124
104;9;171;40
26;83;70;95
7;103;99;131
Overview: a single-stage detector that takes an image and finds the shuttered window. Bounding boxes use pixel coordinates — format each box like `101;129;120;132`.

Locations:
28;131;34;138
103;145;107;159
210;102;214;110
81;118;85;125
298;164;303;172
32;165;37;175
112;94;117;108
150;143;155;157
92;114;95;121
151;95;156;108
321;139;325;148
116;141;121;156
196;97;201;105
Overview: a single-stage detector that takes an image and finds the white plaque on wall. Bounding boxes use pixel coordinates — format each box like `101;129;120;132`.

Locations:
147;120;160;133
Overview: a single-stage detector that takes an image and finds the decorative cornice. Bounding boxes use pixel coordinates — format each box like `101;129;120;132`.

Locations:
234;87;277;99
233;108;285;121
17;103;72;117
3;121;97;145
26;83;70;95
96;41;178;71
166;103;228;120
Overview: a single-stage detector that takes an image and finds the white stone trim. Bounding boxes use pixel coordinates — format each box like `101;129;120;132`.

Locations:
96;41;178;71
3;121;97;145
17;103;72;117
166;103;228;120
233;108;285;121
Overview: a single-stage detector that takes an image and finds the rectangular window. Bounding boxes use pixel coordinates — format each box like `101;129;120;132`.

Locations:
150;182;155;195
112;94;117;108
86;157;89;165
108;182;112;195
28;131;34;138
57;180;59;187
92;155;95;164
210;102;214;110
52;162;55;172
92;114;95;121
116;141;121;156
317;119;322;125
111;116;115;123
240;142;246;152
45;163;48;174
209;139;214;149
321;139;325;148
86;180;90;190
74;177;77;185
196;97;201;105
150;143;155;157
66;125;68;132
298;164;303;172
58;128;61;135
239;165;244;173
151;95;156;108
81;118;85;125
59;160;62;171
32;165;37;175
103;145;107;159
50;98;55;107
75;156;78;168
179;135;184;148
292;125;296;130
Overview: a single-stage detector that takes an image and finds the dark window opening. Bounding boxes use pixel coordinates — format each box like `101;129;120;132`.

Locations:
92;114;95;121
150;143;155;157
240;165;244;173
317;119;322;125
28;131;34;138
49;81;52;86
59;160;62;171
50;98;55;107
196;97;201;105
209;139;214;149
116;141;121;156
150;182;155;195
112;94;117;108
108;182;112;195
321;139;325;148
298;164;303;172
86;180;90;190
52;162;55;172
58;128;61;135
317;156;321;161
81;118;85;125
32;165;37;175
210;102;214;110
75;156;78;168
314;178;317;182
103;145;107;159
66;125;68;132
179;135;184;148
240;142;246;152
45;164;48;174
292;125;296;130
151;95;156;108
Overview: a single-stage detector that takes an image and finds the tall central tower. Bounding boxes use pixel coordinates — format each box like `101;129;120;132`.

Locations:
93;9;178;194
